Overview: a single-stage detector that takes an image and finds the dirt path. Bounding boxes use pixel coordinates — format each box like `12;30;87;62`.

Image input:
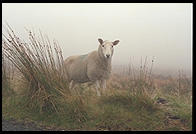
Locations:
2;118;60;131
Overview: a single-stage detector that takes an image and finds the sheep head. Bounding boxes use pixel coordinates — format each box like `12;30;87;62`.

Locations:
98;38;120;59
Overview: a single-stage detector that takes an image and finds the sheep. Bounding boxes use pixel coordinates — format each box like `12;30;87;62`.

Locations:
64;38;120;96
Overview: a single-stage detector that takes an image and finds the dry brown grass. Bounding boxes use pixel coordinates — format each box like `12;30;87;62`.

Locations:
2;24;70;113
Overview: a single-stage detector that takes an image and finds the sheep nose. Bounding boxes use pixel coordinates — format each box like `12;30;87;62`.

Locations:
106;54;110;58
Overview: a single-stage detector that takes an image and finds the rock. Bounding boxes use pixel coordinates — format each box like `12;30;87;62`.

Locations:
168;115;180;120
156;97;168;104
165;112;180;120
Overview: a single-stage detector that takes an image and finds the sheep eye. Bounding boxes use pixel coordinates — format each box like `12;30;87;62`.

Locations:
112;45;113;48
102;45;104;47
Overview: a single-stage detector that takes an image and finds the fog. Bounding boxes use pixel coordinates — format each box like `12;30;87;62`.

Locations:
2;3;192;76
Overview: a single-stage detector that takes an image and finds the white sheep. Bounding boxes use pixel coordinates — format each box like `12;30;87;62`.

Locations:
64;38;120;96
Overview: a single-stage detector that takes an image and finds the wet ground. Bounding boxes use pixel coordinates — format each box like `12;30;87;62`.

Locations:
2;118;61;131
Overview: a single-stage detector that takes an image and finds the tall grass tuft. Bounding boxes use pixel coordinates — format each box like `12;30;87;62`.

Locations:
2;24;70;113
128;56;156;97
2;49;15;96
177;69;192;97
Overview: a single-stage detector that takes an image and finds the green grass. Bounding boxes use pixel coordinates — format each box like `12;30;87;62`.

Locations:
2;88;192;131
164;95;192;130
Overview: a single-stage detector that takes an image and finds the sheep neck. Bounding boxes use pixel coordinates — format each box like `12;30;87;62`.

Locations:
97;49;111;70
101;57;111;69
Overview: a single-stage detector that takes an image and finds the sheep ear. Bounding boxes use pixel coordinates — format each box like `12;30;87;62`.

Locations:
98;38;103;45
113;40;120;46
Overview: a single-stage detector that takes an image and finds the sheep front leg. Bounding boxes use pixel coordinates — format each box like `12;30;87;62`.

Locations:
101;79;107;94
95;80;101;96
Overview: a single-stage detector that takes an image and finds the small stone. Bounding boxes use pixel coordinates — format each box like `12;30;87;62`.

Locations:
168;115;180;120
157;97;168;104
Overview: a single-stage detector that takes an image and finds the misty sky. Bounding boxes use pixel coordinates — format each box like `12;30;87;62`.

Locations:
2;3;192;75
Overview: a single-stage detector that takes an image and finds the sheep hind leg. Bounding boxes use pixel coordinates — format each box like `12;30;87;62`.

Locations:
95;80;101;96
69;80;74;89
69;80;76;94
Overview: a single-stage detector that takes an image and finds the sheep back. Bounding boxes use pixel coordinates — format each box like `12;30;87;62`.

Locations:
64;54;89;83
64;50;111;83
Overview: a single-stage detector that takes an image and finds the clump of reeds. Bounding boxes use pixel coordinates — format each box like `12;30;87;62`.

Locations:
177;69;192;97
158;69;192;99
2;49;15;96
2;24;69;113
127;56;156;97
